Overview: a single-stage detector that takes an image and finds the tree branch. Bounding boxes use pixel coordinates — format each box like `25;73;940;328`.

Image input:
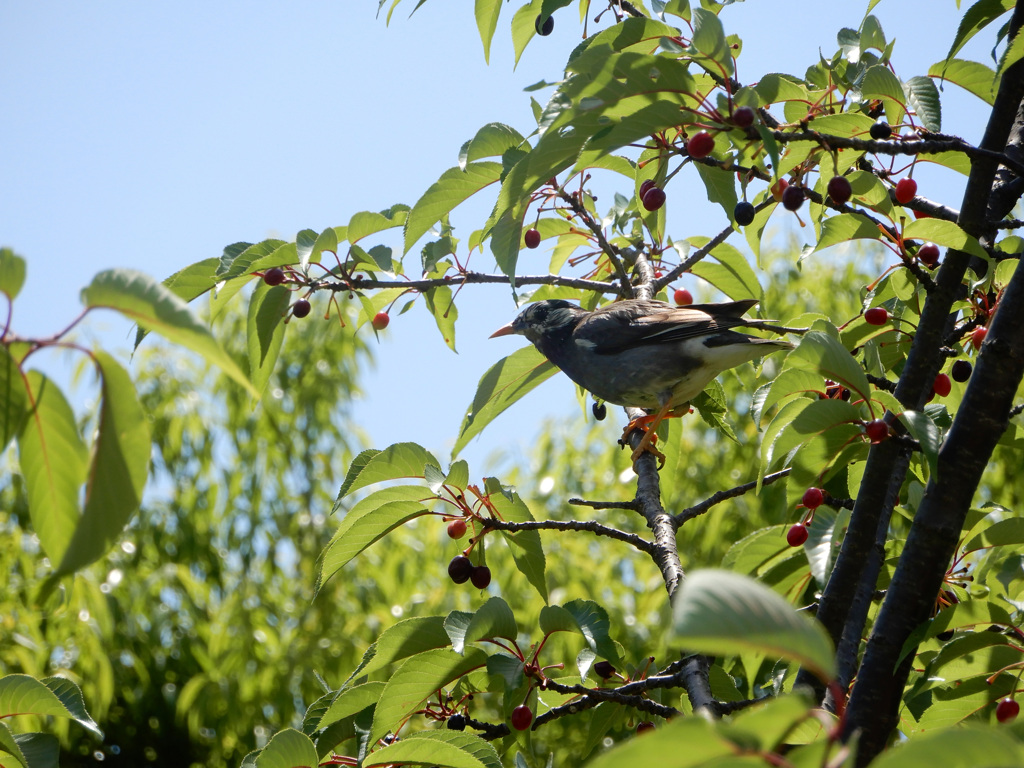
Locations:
316;270;618;294
481;517;654;554
674;469;791;526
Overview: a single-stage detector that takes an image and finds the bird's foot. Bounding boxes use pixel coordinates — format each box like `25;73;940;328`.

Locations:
619;416;666;468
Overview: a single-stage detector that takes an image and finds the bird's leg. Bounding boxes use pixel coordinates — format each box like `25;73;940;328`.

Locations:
622;402;674;467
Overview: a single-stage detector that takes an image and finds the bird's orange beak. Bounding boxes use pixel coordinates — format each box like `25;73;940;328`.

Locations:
489;323;516;338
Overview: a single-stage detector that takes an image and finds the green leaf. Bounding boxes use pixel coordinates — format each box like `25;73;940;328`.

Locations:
945;0;1015;62
904;75;942;131
0;721;30;768
0;247;27;301
17;372;89;567
56;352;150;575
366;731;501;768
134;258;224;352
996;25;1024;80
0;675;102;738
344;616;452;684
82;269;257;397
929;59;997;105
689;241;762;301
691;7;733;76
789;330;870;400
445;597;518;654
310;682;386;731
245;283;291;399
871;726;1024;768
904;219;987;259
963;517;1024;552
717;693;816;753
459;124;528;170
254;728;318;768
861;65;906;126
0;346;27;454
694;162;739;222
424;285;458;352
899;410;941;479
370;648;488;744
813;213;884;253
452;346;558;458
539;600;619;660
405;163;503;253
583;716;737;768
485;478;548;602
335;442;442;500
348;205;410;245
670;570;836;682
474;0;503;62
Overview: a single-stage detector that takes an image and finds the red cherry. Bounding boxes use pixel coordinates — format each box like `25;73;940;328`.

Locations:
864;307;889;326
732;106;755;128
933;373;952;397
511;705;534;731
673;288;693;306
771;178;789;202
524;228;541;249
918;243;940;267
642;186;666;211
864;419;889;443
802;487;824;509
447;519;467;540
827;176;852;205
972;326;988;350
593;661;616;679
372;311;390;330
895;178;918;205
636;721;656;734
687;131;715;159
263;267;286;286
997;697;1020;723
292;299;311;318
639;179;656;198
787;523;809;547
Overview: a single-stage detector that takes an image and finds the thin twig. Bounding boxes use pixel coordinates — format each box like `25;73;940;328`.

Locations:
481;517;654;554
557;188;634;296
316;270;618;294
674;469;791;526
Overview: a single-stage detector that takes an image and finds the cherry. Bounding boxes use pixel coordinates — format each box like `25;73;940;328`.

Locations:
869;121;892;140
771;178;789;202
787;523;809;547
470;565;492;589
447;713;466;731
639;179;656;198
448;555;473;584
642;186;666;211
674;288;693;306
864;307;889;326
781;185;805;211
972;326;988;350
951;360;972;382
802;487;824;509
372;311;390;330
933;373;952;398
511;704;533;731
918;243;940;267
535;15;554;35
687;131;715;159
734;201;756;226
524;228;541;249
592;401;607;421
263;267;286;286
895;178;918;205
827;176;852;205
997;698;1020;723
593;661;616;679
292;299;312;319
732;106;755;128
636;721;656;734
864;419;889;444
447;519;467;540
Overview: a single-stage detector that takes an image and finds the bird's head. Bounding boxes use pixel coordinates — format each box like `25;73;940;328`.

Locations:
490;300;581;343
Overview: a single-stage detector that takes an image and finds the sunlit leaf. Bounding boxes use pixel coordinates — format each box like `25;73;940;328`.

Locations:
0;247;27;301
366;730;501;768
254;728;318;768
0;675;101;738
335;442;442;500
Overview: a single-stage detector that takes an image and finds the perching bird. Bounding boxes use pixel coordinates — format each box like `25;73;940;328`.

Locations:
490;298;793;463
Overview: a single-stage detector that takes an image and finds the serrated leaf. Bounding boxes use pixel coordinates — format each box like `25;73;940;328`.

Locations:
424;285;458;351
964;518;1024;553
871;726;1024;768
254;728;318;768
904;218;988;258
813;213;884;253
474;0;503;63
366;731;501;768
310;682;386;731
688;241;762;301
335;443;442;500
946;0;1015;62
405;163;503;253
929;58;997;105
0;346;27;454
17;372;89;567
246;283;291;399
485;478;548;602
0;247;27;301
0;675;101;738
459;124;527;170
445;598;518;654
348;206;409;245
584;709;741;768
904;75;941;131
344;616;452;686
671;570;836;682
996;25;1024;79
370;648;488;744
452;346;558;457
539;600;619;660
82;269;257;397
900;410;941;479
691;7;733;76
55;353;149;575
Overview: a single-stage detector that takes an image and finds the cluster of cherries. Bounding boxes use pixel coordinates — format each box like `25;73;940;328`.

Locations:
262;266;390;330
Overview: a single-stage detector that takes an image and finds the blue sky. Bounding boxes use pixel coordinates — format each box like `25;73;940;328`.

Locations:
0;1;989;475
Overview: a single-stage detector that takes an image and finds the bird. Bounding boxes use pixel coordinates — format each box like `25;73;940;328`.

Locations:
490;297;793;464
